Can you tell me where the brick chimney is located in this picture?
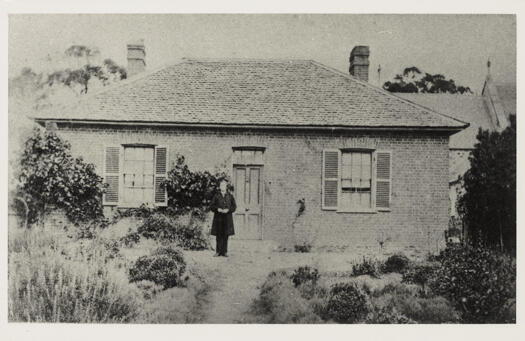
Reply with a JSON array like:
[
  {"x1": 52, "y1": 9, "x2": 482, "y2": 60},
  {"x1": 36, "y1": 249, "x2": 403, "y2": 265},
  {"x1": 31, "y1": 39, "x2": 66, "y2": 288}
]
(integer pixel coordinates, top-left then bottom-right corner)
[
  {"x1": 127, "y1": 39, "x2": 146, "y2": 77},
  {"x1": 349, "y1": 46, "x2": 370, "y2": 82}
]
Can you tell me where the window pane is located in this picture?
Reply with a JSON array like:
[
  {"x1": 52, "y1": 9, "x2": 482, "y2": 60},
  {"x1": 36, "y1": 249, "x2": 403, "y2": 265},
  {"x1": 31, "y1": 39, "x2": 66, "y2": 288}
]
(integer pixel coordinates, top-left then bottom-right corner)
[
  {"x1": 351, "y1": 153, "x2": 362, "y2": 185},
  {"x1": 341, "y1": 179, "x2": 352, "y2": 188},
  {"x1": 144, "y1": 175, "x2": 154, "y2": 187},
  {"x1": 144, "y1": 148, "x2": 154, "y2": 161},
  {"x1": 342, "y1": 152, "x2": 352, "y2": 166},
  {"x1": 360, "y1": 192, "x2": 371, "y2": 208},
  {"x1": 144, "y1": 160, "x2": 154, "y2": 174}
]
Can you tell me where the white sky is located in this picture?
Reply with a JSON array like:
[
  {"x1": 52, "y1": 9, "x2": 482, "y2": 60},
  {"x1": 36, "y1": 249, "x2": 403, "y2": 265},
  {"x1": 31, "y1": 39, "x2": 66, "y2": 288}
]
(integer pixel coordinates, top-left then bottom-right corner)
[{"x1": 8, "y1": 14, "x2": 516, "y2": 93}]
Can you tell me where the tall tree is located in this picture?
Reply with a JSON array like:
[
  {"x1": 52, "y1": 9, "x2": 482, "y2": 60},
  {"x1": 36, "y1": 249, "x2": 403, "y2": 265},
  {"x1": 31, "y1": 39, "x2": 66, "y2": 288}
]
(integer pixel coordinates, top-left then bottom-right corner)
[
  {"x1": 383, "y1": 66, "x2": 472, "y2": 94},
  {"x1": 458, "y1": 115, "x2": 516, "y2": 254}
]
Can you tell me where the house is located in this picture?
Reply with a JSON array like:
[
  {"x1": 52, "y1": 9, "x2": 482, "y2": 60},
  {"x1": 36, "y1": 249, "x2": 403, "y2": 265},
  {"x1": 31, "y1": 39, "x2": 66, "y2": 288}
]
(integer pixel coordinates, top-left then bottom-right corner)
[
  {"x1": 34, "y1": 44, "x2": 468, "y2": 253},
  {"x1": 398, "y1": 66, "x2": 516, "y2": 219}
]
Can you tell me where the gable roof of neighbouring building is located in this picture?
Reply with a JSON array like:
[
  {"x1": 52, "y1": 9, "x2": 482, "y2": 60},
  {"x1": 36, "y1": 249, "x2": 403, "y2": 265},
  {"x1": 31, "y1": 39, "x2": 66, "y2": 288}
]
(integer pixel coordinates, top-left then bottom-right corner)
[
  {"x1": 397, "y1": 93, "x2": 494, "y2": 149},
  {"x1": 34, "y1": 59, "x2": 467, "y2": 132}
]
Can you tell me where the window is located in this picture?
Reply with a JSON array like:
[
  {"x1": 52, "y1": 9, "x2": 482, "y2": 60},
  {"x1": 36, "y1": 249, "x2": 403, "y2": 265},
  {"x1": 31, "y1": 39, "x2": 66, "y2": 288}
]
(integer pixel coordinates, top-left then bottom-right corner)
[
  {"x1": 322, "y1": 149, "x2": 391, "y2": 212},
  {"x1": 122, "y1": 146, "x2": 155, "y2": 205},
  {"x1": 340, "y1": 151, "x2": 372, "y2": 210},
  {"x1": 103, "y1": 145, "x2": 168, "y2": 207}
]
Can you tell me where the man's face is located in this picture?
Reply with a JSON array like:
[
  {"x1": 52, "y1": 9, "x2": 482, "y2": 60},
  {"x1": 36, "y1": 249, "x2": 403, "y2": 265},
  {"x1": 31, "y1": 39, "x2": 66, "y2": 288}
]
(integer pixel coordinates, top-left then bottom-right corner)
[{"x1": 220, "y1": 182, "x2": 227, "y2": 192}]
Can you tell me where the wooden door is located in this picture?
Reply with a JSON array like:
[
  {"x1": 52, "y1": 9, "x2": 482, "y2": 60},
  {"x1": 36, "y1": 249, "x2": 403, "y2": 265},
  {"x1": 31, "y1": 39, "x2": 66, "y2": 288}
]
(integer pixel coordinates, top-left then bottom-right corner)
[{"x1": 232, "y1": 166, "x2": 263, "y2": 239}]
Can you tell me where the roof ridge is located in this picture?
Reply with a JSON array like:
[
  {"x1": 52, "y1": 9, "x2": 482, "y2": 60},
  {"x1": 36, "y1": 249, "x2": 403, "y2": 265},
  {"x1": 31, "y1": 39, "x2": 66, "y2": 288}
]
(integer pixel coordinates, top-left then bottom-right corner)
[
  {"x1": 182, "y1": 57, "x2": 314, "y2": 64},
  {"x1": 309, "y1": 60, "x2": 469, "y2": 128}
]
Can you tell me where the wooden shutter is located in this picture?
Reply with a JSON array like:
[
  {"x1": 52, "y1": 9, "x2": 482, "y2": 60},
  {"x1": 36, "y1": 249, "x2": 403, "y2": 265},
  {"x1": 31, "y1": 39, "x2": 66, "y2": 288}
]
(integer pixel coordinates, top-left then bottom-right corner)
[
  {"x1": 375, "y1": 151, "x2": 392, "y2": 211},
  {"x1": 322, "y1": 149, "x2": 341, "y2": 210},
  {"x1": 154, "y1": 146, "x2": 168, "y2": 206},
  {"x1": 103, "y1": 146, "x2": 121, "y2": 205}
]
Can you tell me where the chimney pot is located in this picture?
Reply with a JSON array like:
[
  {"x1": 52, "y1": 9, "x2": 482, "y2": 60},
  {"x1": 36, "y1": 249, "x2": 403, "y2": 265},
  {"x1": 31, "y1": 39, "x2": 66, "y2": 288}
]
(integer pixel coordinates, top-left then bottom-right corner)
[
  {"x1": 127, "y1": 39, "x2": 146, "y2": 77},
  {"x1": 349, "y1": 45, "x2": 370, "y2": 82}
]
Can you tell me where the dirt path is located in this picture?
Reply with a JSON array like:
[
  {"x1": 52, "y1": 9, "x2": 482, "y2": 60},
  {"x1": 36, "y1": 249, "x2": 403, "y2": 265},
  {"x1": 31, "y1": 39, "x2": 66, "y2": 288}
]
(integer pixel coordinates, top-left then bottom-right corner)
[{"x1": 185, "y1": 240, "x2": 369, "y2": 323}]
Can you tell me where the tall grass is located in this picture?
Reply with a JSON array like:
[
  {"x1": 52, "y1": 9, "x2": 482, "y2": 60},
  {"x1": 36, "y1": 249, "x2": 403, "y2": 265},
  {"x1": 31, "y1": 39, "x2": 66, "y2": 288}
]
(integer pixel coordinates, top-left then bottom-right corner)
[{"x1": 8, "y1": 227, "x2": 143, "y2": 322}]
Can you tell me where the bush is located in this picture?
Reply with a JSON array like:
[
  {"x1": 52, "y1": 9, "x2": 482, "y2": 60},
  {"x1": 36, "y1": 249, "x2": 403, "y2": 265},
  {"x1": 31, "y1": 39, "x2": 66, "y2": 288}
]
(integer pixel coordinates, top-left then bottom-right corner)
[
  {"x1": 324, "y1": 282, "x2": 370, "y2": 323},
  {"x1": 8, "y1": 228, "x2": 142, "y2": 322},
  {"x1": 249, "y1": 271, "x2": 322, "y2": 323},
  {"x1": 137, "y1": 212, "x2": 209, "y2": 250},
  {"x1": 351, "y1": 257, "x2": 382, "y2": 278},
  {"x1": 291, "y1": 266, "x2": 320, "y2": 287},
  {"x1": 290, "y1": 266, "x2": 321, "y2": 300},
  {"x1": 382, "y1": 253, "x2": 410, "y2": 273},
  {"x1": 134, "y1": 280, "x2": 164, "y2": 300},
  {"x1": 402, "y1": 262, "x2": 440, "y2": 289},
  {"x1": 428, "y1": 244, "x2": 516, "y2": 323},
  {"x1": 129, "y1": 246, "x2": 186, "y2": 289},
  {"x1": 119, "y1": 231, "x2": 141, "y2": 247},
  {"x1": 163, "y1": 155, "x2": 230, "y2": 215},
  {"x1": 14, "y1": 128, "x2": 106, "y2": 226},
  {"x1": 370, "y1": 283, "x2": 460, "y2": 323},
  {"x1": 294, "y1": 242, "x2": 312, "y2": 253},
  {"x1": 367, "y1": 306, "x2": 414, "y2": 324}
]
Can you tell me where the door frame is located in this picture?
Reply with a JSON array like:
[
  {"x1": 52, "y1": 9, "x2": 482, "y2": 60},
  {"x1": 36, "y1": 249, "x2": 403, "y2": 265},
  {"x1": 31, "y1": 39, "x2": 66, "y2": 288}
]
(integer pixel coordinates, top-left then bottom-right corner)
[{"x1": 232, "y1": 164, "x2": 264, "y2": 240}]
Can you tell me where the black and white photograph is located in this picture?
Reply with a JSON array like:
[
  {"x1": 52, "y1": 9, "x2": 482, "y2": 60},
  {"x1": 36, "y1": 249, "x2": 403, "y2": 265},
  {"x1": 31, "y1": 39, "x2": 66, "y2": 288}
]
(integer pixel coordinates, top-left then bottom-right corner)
[{"x1": 2, "y1": 2, "x2": 522, "y2": 338}]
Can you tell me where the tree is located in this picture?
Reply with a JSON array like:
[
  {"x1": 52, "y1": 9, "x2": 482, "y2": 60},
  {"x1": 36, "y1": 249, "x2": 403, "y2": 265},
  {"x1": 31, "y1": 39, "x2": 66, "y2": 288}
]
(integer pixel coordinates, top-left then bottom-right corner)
[
  {"x1": 9, "y1": 45, "x2": 127, "y2": 109},
  {"x1": 457, "y1": 115, "x2": 516, "y2": 254},
  {"x1": 15, "y1": 128, "x2": 106, "y2": 227},
  {"x1": 383, "y1": 66, "x2": 472, "y2": 94}
]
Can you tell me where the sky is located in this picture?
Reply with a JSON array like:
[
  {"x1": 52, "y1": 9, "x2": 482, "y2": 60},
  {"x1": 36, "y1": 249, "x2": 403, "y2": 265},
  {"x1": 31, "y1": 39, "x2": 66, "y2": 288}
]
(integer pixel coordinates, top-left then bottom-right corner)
[{"x1": 8, "y1": 14, "x2": 516, "y2": 93}]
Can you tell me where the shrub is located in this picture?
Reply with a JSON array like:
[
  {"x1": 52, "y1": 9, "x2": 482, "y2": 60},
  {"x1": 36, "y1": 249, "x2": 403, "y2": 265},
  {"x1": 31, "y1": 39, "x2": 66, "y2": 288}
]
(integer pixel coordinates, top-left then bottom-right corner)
[
  {"x1": 137, "y1": 212, "x2": 209, "y2": 250},
  {"x1": 119, "y1": 231, "x2": 141, "y2": 247},
  {"x1": 249, "y1": 271, "x2": 322, "y2": 323},
  {"x1": 324, "y1": 282, "x2": 370, "y2": 323},
  {"x1": 370, "y1": 283, "x2": 460, "y2": 323},
  {"x1": 290, "y1": 266, "x2": 321, "y2": 300},
  {"x1": 382, "y1": 253, "x2": 410, "y2": 273},
  {"x1": 428, "y1": 244, "x2": 516, "y2": 323},
  {"x1": 14, "y1": 128, "x2": 106, "y2": 226},
  {"x1": 402, "y1": 262, "x2": 440, "y2": 289},
  {"x1": 294, "y1": 242, "x2": 312, "y2": 253},
  {"x1": 129, "y1": 246, "x2": 186, "y2": 289},
  {"x1": 367, "y1": 306, "x2": 414, "y2": 324},
  {"x1": 163, "y1": 155, "x2": 230, "y2": 215},
  {"x1": 351, "y1": 257, "x2": 382, "y2": 278},
  {"x1": 291, "y1": 266, "x2": 320, "y2": 287},
  {"x1": 8, "y1": 228, "x2": 142, "y2": 322}
]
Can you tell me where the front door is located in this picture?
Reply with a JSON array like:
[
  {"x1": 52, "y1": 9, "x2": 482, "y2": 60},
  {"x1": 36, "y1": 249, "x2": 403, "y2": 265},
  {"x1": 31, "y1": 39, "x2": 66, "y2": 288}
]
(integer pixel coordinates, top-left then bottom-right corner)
[{"x1": 232, "y1": 166, "x2": 263, "y2": 239}]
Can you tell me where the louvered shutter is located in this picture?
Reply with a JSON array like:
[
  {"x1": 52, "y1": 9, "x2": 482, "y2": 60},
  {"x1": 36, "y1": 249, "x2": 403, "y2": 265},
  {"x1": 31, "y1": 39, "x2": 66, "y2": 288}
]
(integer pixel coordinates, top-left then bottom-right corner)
[
  {"x1": 154, "y1": 146, "x2": 168, "y2": 206},
  {"x1": 103, "y1": 146, "x2": 121, "y2": 205},
  {"x1": 375, "y1": 151, "x2": 392, "y2": 211},
  {"x1": 322, "y1": 149, "x2": 341, "y2": 210}
]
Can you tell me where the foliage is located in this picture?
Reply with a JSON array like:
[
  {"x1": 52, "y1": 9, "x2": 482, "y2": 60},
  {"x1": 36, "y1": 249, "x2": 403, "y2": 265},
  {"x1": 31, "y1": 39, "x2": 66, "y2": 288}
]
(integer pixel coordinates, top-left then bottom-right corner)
[
  {"x1": 134, "y1": 280, "x2": 164, "y2": 300},
  {"x1": 14, "y1": 128, "x2": 106, "y2": 227},
  {"x1": 8, "y1": 228, "x2": 142, "y2": 322},
  {"x1": 351, "y1": 257, "x2": 382, "y2": 278},
  {"x1": 382, "y1": 253, "x2": 410, "y2": 273},
  {"x1": 118, "y1": 231, "x2": 141, "y2": 247},
  {"x1": 136, "y1": 212, "x2": 209, "y2": 250},
  {"x1": 402, "y1": 262, "x2": 440, "y2": 289},
  {"x1": 9, "y1": 45, "x2": 127, "y2": 110},
  {"x1": 367, "y1": 306, "x2": 414, "y2": 324},
  {"x1": 428, "y1": 244, "x2": 516, "y2": 323},
  {"x1": 324, "y1": 282, "x2": 370, "y2": 323},
  {"x1": 129, "y1": 246, "x2": 187, "y2": 290},
  {"x1": 458, "y1": 115, "x2": 516, "y2": 254},
  {"x1": 383, "y1": 66, "x2": 472, "y2": 94},
  {"x1": 290, "y1": 266, "x2": 322, "y2": 299},
  {"x1": 163, "y1": 155, "x2": 230, "y2": 215},
  {"x1": 370, "y1": 283, "x2": 460, "y2": 323},
  {"x1": 249, "y1": 271, "x2": 322, "y2": 323},
  {"x1": 294, "y1": 242, "x2": 312, "y2": 253}
]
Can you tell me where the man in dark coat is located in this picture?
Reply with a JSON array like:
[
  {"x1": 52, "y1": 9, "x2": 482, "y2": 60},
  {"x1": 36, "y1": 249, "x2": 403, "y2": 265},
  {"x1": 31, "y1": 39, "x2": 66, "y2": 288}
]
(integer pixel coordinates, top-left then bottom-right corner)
[{"x1": 210, "y1": 180, "x2": 236, "y2": 257}]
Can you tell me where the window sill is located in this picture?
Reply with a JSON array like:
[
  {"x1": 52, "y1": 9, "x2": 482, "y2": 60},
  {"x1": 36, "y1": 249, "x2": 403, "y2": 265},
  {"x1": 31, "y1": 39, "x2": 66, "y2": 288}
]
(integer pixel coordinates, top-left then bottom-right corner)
[{"x1": 336, "y1": 208, "x2": 377, "y2": 214}]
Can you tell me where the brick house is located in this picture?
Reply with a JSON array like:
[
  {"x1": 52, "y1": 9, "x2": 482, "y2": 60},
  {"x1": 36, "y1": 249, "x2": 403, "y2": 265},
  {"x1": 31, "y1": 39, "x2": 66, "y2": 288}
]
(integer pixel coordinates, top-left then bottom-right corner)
[{"x1": 34, "y1": 44, "x2": 468, "y2": 253}]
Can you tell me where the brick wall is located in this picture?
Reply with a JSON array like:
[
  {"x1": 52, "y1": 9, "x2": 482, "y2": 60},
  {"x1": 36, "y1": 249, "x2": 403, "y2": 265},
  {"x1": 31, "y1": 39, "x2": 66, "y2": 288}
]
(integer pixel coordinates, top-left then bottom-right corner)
[{"x1": 56, "y1": 125, "x2": 450, "y2": 254}]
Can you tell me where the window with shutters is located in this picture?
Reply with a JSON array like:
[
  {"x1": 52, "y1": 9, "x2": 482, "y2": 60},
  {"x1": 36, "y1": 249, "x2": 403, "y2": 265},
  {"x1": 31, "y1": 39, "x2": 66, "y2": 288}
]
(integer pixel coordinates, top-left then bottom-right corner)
[
  {"x1": 322, "y1": 149, "x2": 391, "y2": 212},
  {"x1": 340, "y1": 151, "x2": 372, "y2": 211},
  {"x1": 122, "y1": 146, "x2": 155, "y2": 206}
]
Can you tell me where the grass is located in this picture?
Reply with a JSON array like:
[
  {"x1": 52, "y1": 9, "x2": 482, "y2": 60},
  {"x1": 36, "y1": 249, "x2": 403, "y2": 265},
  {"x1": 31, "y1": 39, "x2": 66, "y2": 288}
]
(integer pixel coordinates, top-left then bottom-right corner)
[{"x1": 8, "y1": 219, "x2": 214, "y2": 323}]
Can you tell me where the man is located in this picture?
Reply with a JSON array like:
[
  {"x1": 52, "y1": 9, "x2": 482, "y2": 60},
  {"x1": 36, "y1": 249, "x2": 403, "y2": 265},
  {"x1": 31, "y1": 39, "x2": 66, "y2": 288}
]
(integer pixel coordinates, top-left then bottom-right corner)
[{"x1": 210, "y1": 180, "x2": 236, "y2": 257}]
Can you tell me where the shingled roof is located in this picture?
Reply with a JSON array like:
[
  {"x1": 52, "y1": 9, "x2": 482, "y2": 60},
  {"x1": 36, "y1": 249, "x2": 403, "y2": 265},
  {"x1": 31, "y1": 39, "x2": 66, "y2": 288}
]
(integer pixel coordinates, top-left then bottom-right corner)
[{"x1": 34, "y1": 59, "x2": 467, "y2": 131}]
